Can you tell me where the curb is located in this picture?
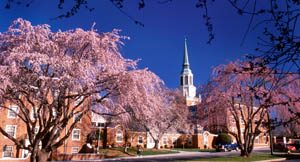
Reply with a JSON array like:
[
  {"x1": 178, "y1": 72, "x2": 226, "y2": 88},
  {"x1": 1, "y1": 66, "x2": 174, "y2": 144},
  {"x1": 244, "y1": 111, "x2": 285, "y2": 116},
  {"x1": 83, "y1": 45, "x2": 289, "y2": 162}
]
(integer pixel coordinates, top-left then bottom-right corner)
[{"x1": 254, "y1": 158, "x2": 287, "y2": 162}]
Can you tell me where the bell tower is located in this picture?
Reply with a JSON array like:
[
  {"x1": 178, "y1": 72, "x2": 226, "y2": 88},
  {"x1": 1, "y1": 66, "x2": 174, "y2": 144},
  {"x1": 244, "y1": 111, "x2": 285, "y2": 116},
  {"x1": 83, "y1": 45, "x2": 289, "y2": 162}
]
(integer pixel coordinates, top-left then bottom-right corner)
[{"x1": 180, "y1": 38, "x2": 197, "y2": 106}]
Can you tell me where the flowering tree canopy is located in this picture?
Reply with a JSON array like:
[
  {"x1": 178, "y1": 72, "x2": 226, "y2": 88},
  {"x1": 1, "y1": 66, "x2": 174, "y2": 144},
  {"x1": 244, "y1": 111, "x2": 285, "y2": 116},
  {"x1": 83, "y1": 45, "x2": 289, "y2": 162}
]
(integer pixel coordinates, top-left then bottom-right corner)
[
  {"x1": 0, "y1": 18, "x2": 136, "y2": 162},
  {"x1": 115, "y1": 69, "x2": 189, "y2": 149},
  {"x1": 200, "y1": 59, "x2": 300, "y2": 157}
]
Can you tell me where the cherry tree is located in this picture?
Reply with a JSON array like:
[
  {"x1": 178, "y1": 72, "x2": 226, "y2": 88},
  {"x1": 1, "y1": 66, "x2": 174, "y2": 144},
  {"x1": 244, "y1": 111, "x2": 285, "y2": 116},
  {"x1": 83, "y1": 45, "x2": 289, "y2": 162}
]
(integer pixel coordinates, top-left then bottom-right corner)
[
  {"x1": 200, "y1": 60, "x2": 296, "y2": 157},
  {"x1": 272, "y1": 77, "x2": 300, "y2": 137},
  {"x1": 116, "y1": 69, "x2": 189, "y2": 149},
  {"x1": 0, "y1": 19, "x2": 136, "y2": 162}
]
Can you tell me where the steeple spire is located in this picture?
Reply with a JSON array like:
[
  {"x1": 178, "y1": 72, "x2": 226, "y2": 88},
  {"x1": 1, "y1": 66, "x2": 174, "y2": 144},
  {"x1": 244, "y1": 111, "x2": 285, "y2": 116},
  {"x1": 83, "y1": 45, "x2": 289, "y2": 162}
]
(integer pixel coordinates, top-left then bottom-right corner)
[
  {"x1": 179, "y1": 38, "x2": 200, "y2": 106},
  {"x1": 183, "y1": 38, "x2": 190, "y2": 69}
]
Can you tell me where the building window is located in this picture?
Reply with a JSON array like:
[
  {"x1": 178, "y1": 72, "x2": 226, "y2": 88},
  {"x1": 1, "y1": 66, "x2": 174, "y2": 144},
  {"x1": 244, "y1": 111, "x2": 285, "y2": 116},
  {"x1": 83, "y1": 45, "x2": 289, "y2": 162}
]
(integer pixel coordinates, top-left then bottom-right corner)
[
  {"x1": 8, "y1": 105, "x2": 19, "y2": 118},
  {"x1": 163, "y1": 137, "x2": 167, "y2": 145},
  {"x1": 3, "y1": 145, "x2": 13, "y2": 158},
  {"x1": 92, "y1": 122, "x2": 105, "y2": 128},
  {"x1": 185, "y1": 76, "x2": 189, "y2": 85},
  {"x1": 5, "y1": 125, "x2": 16, "y2": 138},
  {"x1": 34, "y1": 127, "x2": 39, "y2": 134},
  {"x1": 72, "y1": 147, "x2": 79, "y2": 154},
  {"x1": 188, "y1": 138, "x2": 192, "y2": 145},
  {"x1": 74, "y1": 96, "x2": 84, "y2": 106},
  {"x1": 72, "y1": 129, "x2": 80, "y2": 141},
  {"x1": 31, "y1": 108, "x2": 38, "y2": 120},
  {"x1": 73, "y1": 112, "x2": 82, "y2": 123},
  {"x1": 240, "y1": 117, "x2": 245, "y2": 124},
  {"x1": 138, "y1": 136, "x2": 143, "y2": 144},
  {"x1": 116, "y1": 130, "x2": 123, "y2": 143},
  {"x1": 180, "y1": 76, "x2": 183, "y2": 86}
]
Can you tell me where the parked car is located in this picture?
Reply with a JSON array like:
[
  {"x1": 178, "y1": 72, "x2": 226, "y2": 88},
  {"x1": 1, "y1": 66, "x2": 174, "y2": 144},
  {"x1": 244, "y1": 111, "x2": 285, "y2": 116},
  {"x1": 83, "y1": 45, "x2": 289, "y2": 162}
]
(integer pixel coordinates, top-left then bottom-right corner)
[
  {"x1": 273, "y1": 142, "x2": 300, "y2": 153},
  {"x1": 286, "y1": 141, "x2": 300, "y2": 153},
  {"x1": 286, "y1": 144, "x2": 296, "y2": 153},
  {"x1": 216, "y1": 143, "x2": 239, "y2": 152},
  {"x1": 293, "y1": 141, "x2": 300, "y2": 150},
  {"x1": 273, "y1": 142, "x2": 287, "y2": 152}
]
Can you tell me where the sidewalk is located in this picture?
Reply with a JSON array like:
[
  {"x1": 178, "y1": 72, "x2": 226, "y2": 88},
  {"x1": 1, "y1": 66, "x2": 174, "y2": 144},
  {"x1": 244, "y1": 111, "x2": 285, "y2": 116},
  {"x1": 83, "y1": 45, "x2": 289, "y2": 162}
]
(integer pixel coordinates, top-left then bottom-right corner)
[{"x1": 92, "y1": 151, "x2": 192, "y2": 161}]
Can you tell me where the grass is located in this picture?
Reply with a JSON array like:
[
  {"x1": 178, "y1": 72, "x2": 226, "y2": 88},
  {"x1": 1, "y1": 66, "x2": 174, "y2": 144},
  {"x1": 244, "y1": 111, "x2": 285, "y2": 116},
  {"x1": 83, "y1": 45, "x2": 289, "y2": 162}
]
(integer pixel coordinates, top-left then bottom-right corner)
[
  {"x1": 172, "y1": 148, "x2": 216, "y2": 152},
  {"x1": 179, "y1": 153, "x2": 283, "y2": 162},
  {"x1": 142, "y1": 149, "x2": 178, "y2": 155},
  {"x1": 109, "y1": 147, "x2": 178, "y2": 157}
]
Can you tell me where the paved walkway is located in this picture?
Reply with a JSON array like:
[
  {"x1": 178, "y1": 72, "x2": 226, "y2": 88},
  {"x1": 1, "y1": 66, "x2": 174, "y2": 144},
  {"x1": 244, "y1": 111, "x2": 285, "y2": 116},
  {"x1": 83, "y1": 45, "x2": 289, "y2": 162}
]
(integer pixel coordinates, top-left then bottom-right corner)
[
  {"x1": 61, "y1": 151, "x2": 240, "y2": 162},
  {"x1": 57, "y1": 147, "x2": 300, "y2": 162}
]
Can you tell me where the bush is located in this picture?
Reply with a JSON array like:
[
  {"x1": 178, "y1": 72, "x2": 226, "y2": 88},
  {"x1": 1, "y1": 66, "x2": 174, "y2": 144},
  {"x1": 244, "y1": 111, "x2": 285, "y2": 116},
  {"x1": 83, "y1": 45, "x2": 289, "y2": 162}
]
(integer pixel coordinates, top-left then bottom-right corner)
[{"x1": 216, "y1": 133, "x2": 232, "y2": 145}]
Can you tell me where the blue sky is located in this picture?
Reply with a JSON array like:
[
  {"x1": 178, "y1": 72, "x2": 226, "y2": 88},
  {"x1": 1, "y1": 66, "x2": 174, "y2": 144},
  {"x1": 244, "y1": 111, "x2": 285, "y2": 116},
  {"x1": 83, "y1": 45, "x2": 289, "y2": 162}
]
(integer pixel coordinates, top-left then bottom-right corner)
[{"x1": 0, "y1": 1, "x2": 262, "y2": 89}]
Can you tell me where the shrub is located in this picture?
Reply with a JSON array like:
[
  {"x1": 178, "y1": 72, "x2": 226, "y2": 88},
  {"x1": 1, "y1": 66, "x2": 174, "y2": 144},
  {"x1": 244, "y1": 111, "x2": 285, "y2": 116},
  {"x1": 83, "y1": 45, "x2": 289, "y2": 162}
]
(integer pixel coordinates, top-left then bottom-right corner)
[{"x1": 216, "y1": 133, "x2": 232, "y2": 145}]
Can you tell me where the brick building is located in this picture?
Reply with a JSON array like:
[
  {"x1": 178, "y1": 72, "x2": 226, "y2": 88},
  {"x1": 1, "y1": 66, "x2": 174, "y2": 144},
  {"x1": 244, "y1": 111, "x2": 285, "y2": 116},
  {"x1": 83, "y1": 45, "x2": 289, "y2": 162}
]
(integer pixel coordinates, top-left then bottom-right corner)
[{"x1": 199, "y1": 103, "x2": 269, "y2": 146}]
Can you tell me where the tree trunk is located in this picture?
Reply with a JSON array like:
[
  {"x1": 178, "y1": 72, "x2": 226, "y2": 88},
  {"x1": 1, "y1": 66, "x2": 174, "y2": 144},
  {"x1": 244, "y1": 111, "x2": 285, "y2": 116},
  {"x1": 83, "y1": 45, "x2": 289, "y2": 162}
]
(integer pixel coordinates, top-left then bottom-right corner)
[
  {"x1": 30, "y1": 149, "x2": 50, "y2": 162},
  {"x1": 30, "y1": 150, "x2": 37, "y2": 162},
  {"x1": 16, "y1": 146, "x2": 20, "y2": 158},
  {"x1": 103, "y1": 125, "x2": 108, "y2": 149},
  {"x1": 154, "y1": 140, "x2": 159, "y2": 149},
  {"x1": 267, "y1": 113, "x2": 274, "y2": 155},
  {"x1": 240, "y1": 149, "x2": 250, "y2": 157}
]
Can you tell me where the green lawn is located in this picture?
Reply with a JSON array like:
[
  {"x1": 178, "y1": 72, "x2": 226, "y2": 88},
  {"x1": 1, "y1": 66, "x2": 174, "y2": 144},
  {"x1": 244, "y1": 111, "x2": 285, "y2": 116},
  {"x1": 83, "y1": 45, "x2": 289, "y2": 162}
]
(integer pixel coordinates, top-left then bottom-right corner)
[
  {"x1": 172, "y1": 148, "x2": 216, "y2": 152},
  {"x1": 112, "y1": 147, "x2": 178, "y2": 156},
  {"x1": 179, "y1": 153, "x2": 283, "y2": 162},
  {"x1": 142, "y1": 149, "x2": 178, "y2": 155}
]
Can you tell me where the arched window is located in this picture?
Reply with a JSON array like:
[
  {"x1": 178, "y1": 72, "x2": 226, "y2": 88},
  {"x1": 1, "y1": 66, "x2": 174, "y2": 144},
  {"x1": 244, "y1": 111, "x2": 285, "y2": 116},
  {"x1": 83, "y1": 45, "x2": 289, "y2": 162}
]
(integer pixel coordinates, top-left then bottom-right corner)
[
  {"x1": 180, "y1": 76, "x2": 183, "y2": 86},
  {"x1": 185, "y1": 76, "x2": 189, "y2": 85},
  {"x1": 116, "y1": 130, "x2": 123, "y2": 143}
]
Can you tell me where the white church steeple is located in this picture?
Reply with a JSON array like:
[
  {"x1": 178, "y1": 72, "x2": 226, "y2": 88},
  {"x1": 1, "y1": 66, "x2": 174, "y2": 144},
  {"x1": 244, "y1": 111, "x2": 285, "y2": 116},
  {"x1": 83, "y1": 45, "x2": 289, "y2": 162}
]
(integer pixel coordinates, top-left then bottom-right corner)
[{"x1": 180, "y1": 38, "x2": 196, "y2": 102}]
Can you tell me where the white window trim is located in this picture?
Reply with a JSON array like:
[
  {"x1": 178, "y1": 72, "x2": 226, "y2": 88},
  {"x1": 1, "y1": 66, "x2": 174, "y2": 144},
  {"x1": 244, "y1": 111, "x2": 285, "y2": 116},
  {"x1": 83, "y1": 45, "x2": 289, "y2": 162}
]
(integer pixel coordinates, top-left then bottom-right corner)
[
  {"x1": 138, "y1": 136, "x2": 143, "y2": 144},
  {"x1": 5, "y1": 125, "x2": 17, "y2": 138},
  {"x1": 72, "y1": 129, "x2": 81, "y2": 141},
  {"x1": 2, "y1": 145, "x2": 13, "y2": 158},
  {"x1": 116, "y1": 130, "x2": 123, "y2": 143},
  {"x1": 7, "y1": 105, "x2": 19, "y2": 119},
  {"x1": 34, "y1": 127, "x2": 39, "y2": 134},
  {"x1": 21, "y1": 149, "x2": 29, "y2": 158}
]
